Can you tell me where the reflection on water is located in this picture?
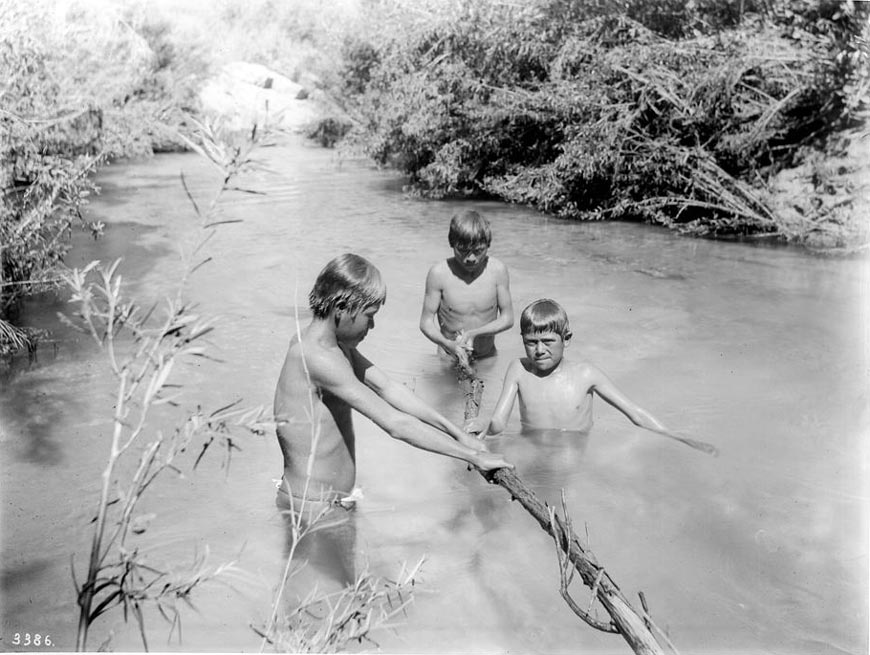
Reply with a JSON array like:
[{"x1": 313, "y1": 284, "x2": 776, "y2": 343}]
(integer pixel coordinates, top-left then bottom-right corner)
[
  {"x1": 496, "y1": 428, "x2": 590, "y2": 502},
  {"x1": 1, "y1": 136, "x2": 867, "y2": 653},
  {"x1": 282, "y1": 510, "x2": 358, "y2": 609},
  {"x1": 275, "y1": 491, "x2": 359, "y2": 600}
]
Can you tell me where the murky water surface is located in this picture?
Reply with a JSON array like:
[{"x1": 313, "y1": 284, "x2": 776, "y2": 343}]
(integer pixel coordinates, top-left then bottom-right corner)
[{"x1": 1, "y1": 137, "x2": 868, "y2": 654}]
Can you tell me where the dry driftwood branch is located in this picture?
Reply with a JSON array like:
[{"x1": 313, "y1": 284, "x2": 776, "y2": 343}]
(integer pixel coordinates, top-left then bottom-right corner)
[
  {"x1": 547, "y1": 503, "x2": 617, "y2": 633},
  {"x1": 458, "y1": 367, "x2": 667, "y2": 655}
]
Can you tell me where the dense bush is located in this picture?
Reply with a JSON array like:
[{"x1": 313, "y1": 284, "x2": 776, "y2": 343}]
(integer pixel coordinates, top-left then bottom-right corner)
[
  {"x1": 1, "y1": 0, "x2": 211, "y2": 350},
  {"x1": 337, "y1": 0, "x2": 869, "y2": 239}
]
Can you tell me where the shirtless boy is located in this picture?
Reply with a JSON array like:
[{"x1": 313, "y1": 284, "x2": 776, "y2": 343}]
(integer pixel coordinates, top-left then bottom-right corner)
[
  {"x1": 466, "y1": 299, "x2": 669, "y2": 438},
  {"x1": 274, "y1": 253, "x2": 512, "y2": 509},
  {"x1": 420, "y1": 210, "x2": 513, "y2": 370}
]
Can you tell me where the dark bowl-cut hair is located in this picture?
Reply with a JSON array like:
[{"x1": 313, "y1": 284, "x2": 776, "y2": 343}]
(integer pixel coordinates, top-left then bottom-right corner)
[
  {"x1": 309, "y1": 253, "x2": 387, "y2": 319},
  {"x1": 520, "y1": 299, "x2": 572, "y2": 338},
  {"x1": 448, "y1": 210, "x2": 492, "y2": 248}
]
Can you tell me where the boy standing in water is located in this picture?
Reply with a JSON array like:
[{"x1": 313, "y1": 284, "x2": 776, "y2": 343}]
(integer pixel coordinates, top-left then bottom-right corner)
[
  {"x1": 420, "y1": 210, "x2": 514, "y2": 370},
  {"x1": 466, "y1": 299, "x2": 672, "y2": 438},
  {"x1": 274, "y1": 253, "x2": 512, "y2": 510}
]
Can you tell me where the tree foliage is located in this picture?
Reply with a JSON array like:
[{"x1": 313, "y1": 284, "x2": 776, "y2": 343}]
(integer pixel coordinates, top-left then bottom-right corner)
[
  {"x1": 1, "y1": 0, "x2": 211, "y2": 350},
  {"x1": 338, "y1": 0, "x2": 869, "y2": 238}
]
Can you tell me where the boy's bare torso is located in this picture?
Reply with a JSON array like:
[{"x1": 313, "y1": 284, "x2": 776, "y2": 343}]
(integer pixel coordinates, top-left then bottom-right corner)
[
  {"x1": 434, "y1": 257, "x2": 502, "y2": 356},
  {"x1": 516, "y1": 359, "x2": 595, "y2": 432},
  {"x1": 273, "y1": 334, "x2": 361, "y2": 500}
]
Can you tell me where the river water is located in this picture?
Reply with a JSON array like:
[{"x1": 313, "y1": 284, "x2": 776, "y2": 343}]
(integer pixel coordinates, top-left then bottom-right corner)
[{"x1": 1, "y1": 136, "x2": 867, "y2": 654}]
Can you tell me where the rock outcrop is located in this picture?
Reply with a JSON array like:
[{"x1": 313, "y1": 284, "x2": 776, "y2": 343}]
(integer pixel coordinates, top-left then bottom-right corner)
[{"x1": 199, "y1": 61, "x2": 324, "y2": 132}]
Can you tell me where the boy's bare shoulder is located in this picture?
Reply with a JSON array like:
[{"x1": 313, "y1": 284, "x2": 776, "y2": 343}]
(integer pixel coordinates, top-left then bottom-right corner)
[
  {"x1": 487, "y1": 256, "x2": 509, "y2": 275},
  {"x1": 567, "y1": 359, "x2": 602, "y2": 380},
  {"x1": 292, "y1": 336, "x2": 352, "y2": 384},
  {"x1": 425, "y1": 258, "x2": 451, "y2": 281},
  {"x1": 516, "y1": 357, "x2": 536, "y2": 376}
]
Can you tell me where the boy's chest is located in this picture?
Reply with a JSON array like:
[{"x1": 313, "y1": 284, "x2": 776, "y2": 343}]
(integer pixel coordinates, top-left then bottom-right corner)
[
  {"x1": 518, "y1": 375, "x2": 592, "y2": 412},
  {"x1": 441, "y1": 274, "x2": 497, "y2": 310}
]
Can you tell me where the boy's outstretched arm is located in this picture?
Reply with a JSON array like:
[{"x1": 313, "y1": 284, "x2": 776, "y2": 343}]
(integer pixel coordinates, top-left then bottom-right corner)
[
  {"x1": 465, "y1": 360, "x2": 521, "y2": 437},
  {"x1": 589, "y1": 365, "x2": 668, "y2": 432},
  {"x1": 315, "y1": 346, "x2": 512, "y2": 470},
  {"x1": 360, "y1": 354, "x2": 485, "y2": 451},
  {"x1": 590, "y1": 365, "x2": 719, "y2": 455}
]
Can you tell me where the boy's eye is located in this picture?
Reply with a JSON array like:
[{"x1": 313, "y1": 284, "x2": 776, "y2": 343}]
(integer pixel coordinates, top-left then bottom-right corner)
[{"x1": 524, "y1": 336, "x2": 557, "y2": 346}]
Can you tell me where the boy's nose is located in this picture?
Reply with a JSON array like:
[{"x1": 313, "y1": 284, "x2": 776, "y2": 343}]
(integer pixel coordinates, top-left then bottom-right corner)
[{"x1": 535, "y1": 342, "x2": 545, "y2": 354}]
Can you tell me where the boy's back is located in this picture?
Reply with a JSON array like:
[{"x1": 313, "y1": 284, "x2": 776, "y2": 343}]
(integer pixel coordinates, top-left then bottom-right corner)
[{"x1": 274, "y1": 330, "x2": 360, "y2": 500}]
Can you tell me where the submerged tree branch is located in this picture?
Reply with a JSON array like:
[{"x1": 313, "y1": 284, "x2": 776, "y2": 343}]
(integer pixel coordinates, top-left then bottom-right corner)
[{"x1": 458, "y1": 367, "x2": 668, "y2": 655}]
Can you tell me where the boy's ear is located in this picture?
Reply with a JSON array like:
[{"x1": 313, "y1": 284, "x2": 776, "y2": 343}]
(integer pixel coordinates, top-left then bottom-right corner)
[
  {"x1": 563, "y1": 331, "x2": 573, "y2": 344},
  {"x1": 333, "y1": 303, "x2": 345, "y2": 326}
]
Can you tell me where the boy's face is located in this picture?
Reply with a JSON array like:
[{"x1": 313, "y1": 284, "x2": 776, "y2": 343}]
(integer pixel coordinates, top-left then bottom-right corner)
[
  {"x1": 452, "y1": 242, "x2": 489, "y2": 274},
  {"x1": 522, "y1": 330, "x2": 567, "y2": 374},
  {"x1": 336, "y1": 304, "x2": 379, "y2": 346}
]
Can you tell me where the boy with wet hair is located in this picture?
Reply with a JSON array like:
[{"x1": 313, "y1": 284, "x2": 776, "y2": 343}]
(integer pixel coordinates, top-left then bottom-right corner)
[
  {"x1": 274, "y1": 253, "x2": 512, "y2": 510},
  {"x1": 465, "y1": 298, "x2": 671, "y2": 437},
  {"x1": 307, "y1": 251, "x2": 387, "y2": 319},
  {"x1": 420, "y1": 210, "x2": 514, "y2": 370}
]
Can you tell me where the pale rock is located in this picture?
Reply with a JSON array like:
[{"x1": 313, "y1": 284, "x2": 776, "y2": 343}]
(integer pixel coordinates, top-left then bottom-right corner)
[{"x1": 198, "y1": 61, "x2": 321, "y2": 132}]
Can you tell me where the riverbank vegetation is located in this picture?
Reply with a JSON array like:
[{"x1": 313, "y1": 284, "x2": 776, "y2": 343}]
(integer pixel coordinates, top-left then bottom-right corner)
[
  {"x1": 66, "y1": 118, "x2": 268, "y2": 650},
  {"x1": 3, "y1": 0, "x2": 867, "y2": 355},
  {"x1": 331, "y1": 0, "x2": 869, "y2": 247},
  {"x1": 1, "y1": 0, "x2": 208, "y2": 352}
]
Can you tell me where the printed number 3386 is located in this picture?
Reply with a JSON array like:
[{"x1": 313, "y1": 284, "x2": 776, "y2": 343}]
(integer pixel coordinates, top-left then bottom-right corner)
[{"x1": 12, "y1": 633, "x2": 52, "y2": 647}]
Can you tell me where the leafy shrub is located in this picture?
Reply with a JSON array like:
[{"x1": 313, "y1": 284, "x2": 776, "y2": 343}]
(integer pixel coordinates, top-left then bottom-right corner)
[
  {"x1": 1, "y1": 19, "x2": 104, "y2": 322},
  {"x1": 336, "y1": 0, "x2": 869, "y2": 240},
  {"x1": 1, "y1": 0, "x2": 211, "y2": 352}
]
